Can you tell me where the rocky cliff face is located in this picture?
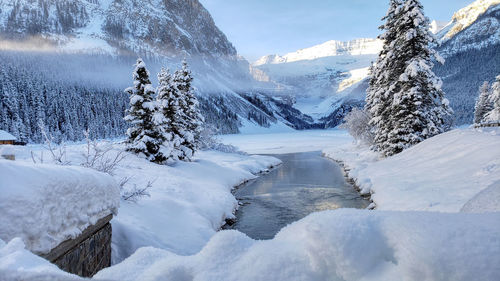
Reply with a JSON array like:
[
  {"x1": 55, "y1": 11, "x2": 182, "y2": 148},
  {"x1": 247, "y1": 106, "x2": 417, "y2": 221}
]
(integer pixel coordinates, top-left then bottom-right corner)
[{"x1": 0, "y1": 0, "x2": 235, "y2": 58}]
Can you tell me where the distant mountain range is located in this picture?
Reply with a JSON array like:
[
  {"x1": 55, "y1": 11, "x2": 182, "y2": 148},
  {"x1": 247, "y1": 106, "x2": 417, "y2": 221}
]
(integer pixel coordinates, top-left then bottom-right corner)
[{"x1": 253, "y1": 0, "x2": 500, "y2": 125}]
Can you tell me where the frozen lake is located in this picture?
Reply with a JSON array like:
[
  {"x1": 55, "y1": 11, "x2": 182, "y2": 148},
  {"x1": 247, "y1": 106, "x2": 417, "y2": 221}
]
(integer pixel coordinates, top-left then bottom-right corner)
[{"x1": 226, "y1": 151, "x2": 369, "y2": 239}]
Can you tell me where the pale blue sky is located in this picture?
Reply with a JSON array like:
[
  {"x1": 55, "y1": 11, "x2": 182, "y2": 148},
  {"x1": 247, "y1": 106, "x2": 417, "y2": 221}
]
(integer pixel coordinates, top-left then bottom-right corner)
[{"x1": 199, "y1": 0, "x2": 472, "y2": 62}]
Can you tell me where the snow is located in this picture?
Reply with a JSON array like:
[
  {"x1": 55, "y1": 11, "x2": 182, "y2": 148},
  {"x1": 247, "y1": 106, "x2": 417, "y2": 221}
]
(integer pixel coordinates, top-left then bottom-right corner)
[
  {"x1": 0, "y1": 130, "x2": 16, "y2": 141},
  {"x1": 461, "y1": 180, "x2": 500, "y2": 213},
  {"x1": 1, "y1": 128, "x2": 500, "y2": 280},
  {"x1": 0, "y1": 238, "x2": 76, "y2": 280},
  {"x1": 430, "y1": 20, "x2": 448, "y2": 34},
  {"x1": 337, "y1": 67, "x2": 370, "y2": 93},
  {"x1": 222, "y1": 129, "x2": 352, "y2": 155},
  {"x1": 0, "y1": 160, "x2": 119, "y2": 254},
  {"x1": 95, "y1": 209, "x2": 500, "y2": 281},
  {"x1": 438, "y1": 0, "x2": 500, "y2": 41},
  {"x1": 253, "y1": 39, "x2": 383, "y2": 65},
  {"x1": 238, "y1": 118, "x2": 294, "y2": 135},
  {"x1": 4, "y1": 142, "x2": 281, "y2": 264},
  {"x1": 109, "y1": 149, "x2": 280, "y2": 263},
  {"x1": 323, "y1": 127, "x2": 500, "y2": 212}
]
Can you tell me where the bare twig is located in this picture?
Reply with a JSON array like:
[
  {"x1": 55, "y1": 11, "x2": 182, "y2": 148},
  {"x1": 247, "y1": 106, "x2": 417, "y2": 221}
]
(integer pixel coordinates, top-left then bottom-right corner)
[
  {"x1": 80, "y1": 129, "x2": 126, "y2": 175},
  {"x1": 121, "y1": 179, "x2": 154, "y2": 203},
  {"x1": 39, "y1": 121, "x2": 70, "y2": 165}
]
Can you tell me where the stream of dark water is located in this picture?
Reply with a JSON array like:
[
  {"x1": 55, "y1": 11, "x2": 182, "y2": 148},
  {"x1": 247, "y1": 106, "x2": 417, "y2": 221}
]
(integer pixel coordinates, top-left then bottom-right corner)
[{"x1": 225, "y1": 151, "x2": 369, "y2": 240}]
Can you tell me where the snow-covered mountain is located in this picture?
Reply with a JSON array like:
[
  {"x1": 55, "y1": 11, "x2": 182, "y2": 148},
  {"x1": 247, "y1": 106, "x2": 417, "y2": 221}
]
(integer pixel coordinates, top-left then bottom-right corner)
[
  {"x1": 437, "y1": 0, "x2": 500, "y2": 42},
  {"x1": 254, "y1": 39, "x2": 383, "y2": 66},
  {"x1": 433, "y1": 0, "x2": 500, "y2": 124},
  {"x1": 0, "y1": 0, "x2": 310, "y2": 137},
  {"x1": 436, "y1": 0, "x2": 500, "y2": 57},
  {"x1": 255, "y1": 0, "x2": 500, "y2": 126},
  {"x1": 0, "y1": 0, "x2": 234, "y2": 58},
  {"x1": 0, "y1": 0, "x2": 254, "y2": 91},
  {"x1": 252, "y1": 39, "x2": 382, "y2": 120}
]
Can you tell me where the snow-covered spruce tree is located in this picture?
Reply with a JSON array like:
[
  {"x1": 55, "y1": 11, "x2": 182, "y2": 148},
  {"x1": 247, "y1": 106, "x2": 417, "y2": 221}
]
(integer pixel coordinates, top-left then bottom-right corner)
[
  {"x1": 485, "y1": 75, "x2": 500, "y2": 122},
  {"x1": 365, "y1": 0, "x2": 404, "y2": 154},
  {"x1": 372, "y1": 0, "x2": 453, "y2": 157},
  {"x1": 155, "y1": 68, "x2": 185, "y2": 160},
  {"x1": 474, "y1": 81, "x2": 493, "y2": 124},
  {"x1": 124, "y1": 59, "x2": 166, "y2": 163},
  {"x1": 173, "y1": 60, "x2": 205, "y2": 161}
]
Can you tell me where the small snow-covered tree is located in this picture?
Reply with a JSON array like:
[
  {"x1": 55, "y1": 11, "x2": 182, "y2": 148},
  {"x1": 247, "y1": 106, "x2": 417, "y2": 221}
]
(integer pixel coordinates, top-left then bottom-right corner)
[
  {"x1": 124, "y1": 58, "x2": 166, "y2": 163},
  {"x1": 342, "y1": 108, "x2": 374, "y2": 145},
  {"x1": 369, "y1": 0, "x2": 453, "y2": 157},
  {"x1": 173, "y1": 60, "x2": 205, "y2": 161},
  {"x1": 485, "y1": 75, "x2": 500, "y2": 122},
  {"x1": 474, "y1": 81, "x2": 493, "y2": 124}
]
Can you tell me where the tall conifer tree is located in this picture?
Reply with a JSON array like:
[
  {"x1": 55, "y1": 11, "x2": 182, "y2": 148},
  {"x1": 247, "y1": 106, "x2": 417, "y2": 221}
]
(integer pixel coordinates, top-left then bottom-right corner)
[
  {"x1": 366, "y1": 0, "x2": 404, "y2": 153},
  {"x1": 124, "y1": 58, "x2": 166, "y2": 163},
  {"x1": 173, "y1": 60, "x2": 204, "y2": 160},
  {"x1": 368, "y1": 0, "x2": 453, "y2": 157}
]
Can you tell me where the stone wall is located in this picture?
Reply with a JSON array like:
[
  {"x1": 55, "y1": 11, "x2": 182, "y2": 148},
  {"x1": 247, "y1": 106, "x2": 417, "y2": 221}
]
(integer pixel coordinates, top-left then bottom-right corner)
[{"x1": 40, "y1": 215, "x2": 113, "y2": 277}]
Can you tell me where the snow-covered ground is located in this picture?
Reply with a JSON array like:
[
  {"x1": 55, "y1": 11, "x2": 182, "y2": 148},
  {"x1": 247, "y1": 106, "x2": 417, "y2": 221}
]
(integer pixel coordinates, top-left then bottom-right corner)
[
  {"x1": 222, "y1": 129, "x2": 352, "y2": 154},
  {"x1": 94, "y1": 209, "x2": 500, "y2": 281},
  {"x1": 323, "y1": 127, "x2": 500, "y2": 212},
  {"x1": 1, "y1": 127, "x2": 499, "y2": 280},
  {"x1": 1, "y1": 142, "x2": 280, "y2": 264}
]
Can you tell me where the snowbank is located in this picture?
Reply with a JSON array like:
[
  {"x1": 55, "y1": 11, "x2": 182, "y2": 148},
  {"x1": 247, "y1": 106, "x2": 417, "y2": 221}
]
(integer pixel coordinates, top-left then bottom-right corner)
[
  {"x1": 0, "y1": 160, "x2": 119, "y2": 254},
  {"x1": 95, "y1": 209, "x2": 500, "y2": 281},
  {"x1": 0, "y1": 238, "x2": 81, "y2": 281},
  {"x1": 110, "y1": 150, "x2": 281, "y2": 263},
  {"x1": 323, "y1": 127, "x2": 500, "y2": 212},
  {"x1": 5, "y1": 142, "x2": 281, "y2": 264}
]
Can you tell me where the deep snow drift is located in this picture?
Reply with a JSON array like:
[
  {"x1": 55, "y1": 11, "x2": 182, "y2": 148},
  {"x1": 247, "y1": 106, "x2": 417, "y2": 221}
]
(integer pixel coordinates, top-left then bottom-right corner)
[
  {"x1": 0, "y1": 159, "x2": 119, "y2": 254},
  {"x1": 95, "y1": 209, "x2": 500, "y2": 281}
]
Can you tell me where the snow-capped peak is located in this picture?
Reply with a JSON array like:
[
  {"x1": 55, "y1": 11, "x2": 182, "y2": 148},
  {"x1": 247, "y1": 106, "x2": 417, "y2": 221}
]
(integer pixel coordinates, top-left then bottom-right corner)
[
  {"x1": 438, "y1": 0, "x2": 500, "y2": 41},
  {"x1": 253, "y1": 38, "x2": 383, "y2": 66}
]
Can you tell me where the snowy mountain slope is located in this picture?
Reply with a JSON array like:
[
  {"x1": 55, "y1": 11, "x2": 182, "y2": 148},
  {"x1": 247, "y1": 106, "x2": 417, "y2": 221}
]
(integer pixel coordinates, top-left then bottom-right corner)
[
  {"x1": 253, "y1": 39, "x2": 382, "y2": 120},
  {"x1": 0, "y1": 0, "x2": 235, "y2": 58},
  {"x1": 430, "y1": 20, "x2": 448, "y2": 34},
  {"x1": 0, "y1": 0, "x2": 306, "y2": 137},
  {"x1": 254, "y1": 39, "x2": 383, "y2": 66},
  {"x1": 437, "y1": 0, "x2": 500, "y2": 57},
  {"x1": 437, "y1": 0, "x2": 500, "y2": 43},
  {"x1": 433, "y1": 1, "x2": 500, "y2": 124},
  {"x1": 252, "y1": 0, "x2": 500, "y2": 126}
]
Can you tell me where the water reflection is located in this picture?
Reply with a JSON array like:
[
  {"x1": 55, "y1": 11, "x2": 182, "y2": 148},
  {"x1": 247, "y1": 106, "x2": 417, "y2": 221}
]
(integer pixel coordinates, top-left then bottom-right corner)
[{"x1": 226, "y1": 151, "x2": 369, "y2": 240}]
